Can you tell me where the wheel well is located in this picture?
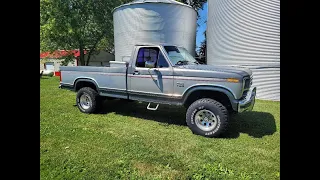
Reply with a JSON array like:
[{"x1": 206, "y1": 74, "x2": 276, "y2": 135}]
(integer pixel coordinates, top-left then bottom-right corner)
[
  {"x1": 184, "y1": 90, "x2": 232, "y2": 110},
  {"x1": 75, "y1": 80, "x2": 98, "y2": 92}
]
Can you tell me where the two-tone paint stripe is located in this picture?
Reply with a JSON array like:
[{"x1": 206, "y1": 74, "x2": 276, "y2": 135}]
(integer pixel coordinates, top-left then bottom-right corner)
[
  {"x1": 62, "y1": 70, "x2": 238, "y2": 83},
  {"x1": 129, "y1": 74, "x2": 233, "y2": 82},
  {"x1": 63, "y1": 71, "x2": 126, "y2": 76}
]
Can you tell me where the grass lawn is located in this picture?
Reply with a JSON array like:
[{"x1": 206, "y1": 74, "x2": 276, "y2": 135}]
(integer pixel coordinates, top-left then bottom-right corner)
[{"x1": 40, "y1": 77, "x2": 280, "y2": 179}]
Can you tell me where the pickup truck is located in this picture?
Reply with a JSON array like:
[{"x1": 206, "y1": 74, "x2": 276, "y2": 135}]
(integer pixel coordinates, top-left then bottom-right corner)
[{"x1": 59, "y1": 44, "x2": 256, "y2": 138}]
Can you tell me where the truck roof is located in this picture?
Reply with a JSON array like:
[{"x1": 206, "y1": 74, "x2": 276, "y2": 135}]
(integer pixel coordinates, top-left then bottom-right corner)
[{"x1": 134, "y1": 43, "x2": 180, "y2": 47}]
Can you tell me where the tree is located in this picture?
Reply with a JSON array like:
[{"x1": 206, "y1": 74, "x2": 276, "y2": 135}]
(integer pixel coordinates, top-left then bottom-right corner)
[
  {"x1": 199, "y1": 30, "x2": 206, "y2": 57},
  {"x1": 40, "y1": 0, "x2": 131, "y2": 66},
  {"x1": 195, "y1": 30, "x2": 206, "y2": 64},
  {"x1": 40, "y1": 0, "x2": 206, "y2": 66}
]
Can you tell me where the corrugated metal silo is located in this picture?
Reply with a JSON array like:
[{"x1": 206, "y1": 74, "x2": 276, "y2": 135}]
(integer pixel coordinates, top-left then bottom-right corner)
[
  {"x1": 113, "y1": 0, "x2": 197, "y2": 62},
  {"x1": 206, "y1": 0, "x2": 280, "y2": 101}
]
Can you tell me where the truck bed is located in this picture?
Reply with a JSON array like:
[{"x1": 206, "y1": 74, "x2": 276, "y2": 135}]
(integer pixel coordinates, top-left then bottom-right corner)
[{"x1": 60, "y1": 61, "x2": 128, "y2": 94}]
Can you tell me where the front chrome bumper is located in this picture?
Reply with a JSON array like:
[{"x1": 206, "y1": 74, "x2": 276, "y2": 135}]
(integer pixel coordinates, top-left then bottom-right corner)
[{"x1": 238, "y1": 87, "x2": 256, "y2": 113}]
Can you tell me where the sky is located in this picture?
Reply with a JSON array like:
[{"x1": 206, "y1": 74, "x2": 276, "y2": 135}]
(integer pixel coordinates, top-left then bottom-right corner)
[{"x1": 196, "y1": 2, "x2": 208, "y2": 51}]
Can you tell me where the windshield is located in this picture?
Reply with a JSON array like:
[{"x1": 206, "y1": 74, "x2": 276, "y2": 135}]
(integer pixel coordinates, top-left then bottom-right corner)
[{"x1": 163, "y1": 46, "x2": 198, "y2": 66}]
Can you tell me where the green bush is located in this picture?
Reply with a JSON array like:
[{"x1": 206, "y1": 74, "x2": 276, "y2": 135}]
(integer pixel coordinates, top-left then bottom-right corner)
[{"x1": 47, "y1": 72, "x2": 54, "y2": 77}]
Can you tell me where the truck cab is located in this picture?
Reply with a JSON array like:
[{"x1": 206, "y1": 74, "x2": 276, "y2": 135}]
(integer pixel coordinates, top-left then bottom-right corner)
[{"x1": 126, "y1": 44, "x2": 255, "y2": 112}]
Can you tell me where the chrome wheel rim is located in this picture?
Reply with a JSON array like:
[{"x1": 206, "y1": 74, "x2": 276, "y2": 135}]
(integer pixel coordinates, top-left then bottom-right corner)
[
  {"x1": 79, "y1": 94, "x2": 92, "y2": 110},
  {"x1": 195, "y1": 109, "x2": 217, "y2": 131}
]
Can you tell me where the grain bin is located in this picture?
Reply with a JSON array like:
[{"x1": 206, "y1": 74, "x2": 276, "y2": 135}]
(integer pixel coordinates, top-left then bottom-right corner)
[
  {"x1": 113, "y1": 0, "x2": 197, "y2": 62},
  {"x1": 206, "y1": 0, "x2": 280, "y2": 101}
]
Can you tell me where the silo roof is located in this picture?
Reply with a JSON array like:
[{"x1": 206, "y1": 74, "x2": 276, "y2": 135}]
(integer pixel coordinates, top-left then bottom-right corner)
[
  {"x1": 131, "y1": 0, "x2": 185, "y2": 5},
  {"x1": 113, "y1": 0, "x2": 194, "y2": 12}
]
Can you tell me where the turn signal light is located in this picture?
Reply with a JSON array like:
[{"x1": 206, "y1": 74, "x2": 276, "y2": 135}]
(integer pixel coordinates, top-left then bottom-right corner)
[{"x1": 226, "y1": 78, "x2": 239, "y2": 83}]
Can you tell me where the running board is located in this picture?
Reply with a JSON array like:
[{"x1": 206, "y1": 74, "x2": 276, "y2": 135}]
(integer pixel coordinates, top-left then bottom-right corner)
[{"x1": 147, "y1": 103, "x2": 159, "y2": 111}]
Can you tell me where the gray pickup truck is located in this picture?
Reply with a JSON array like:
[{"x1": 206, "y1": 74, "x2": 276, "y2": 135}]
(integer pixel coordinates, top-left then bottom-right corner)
[{"x1": 59, "y1": 44, "x2": 256, "y2": 138}]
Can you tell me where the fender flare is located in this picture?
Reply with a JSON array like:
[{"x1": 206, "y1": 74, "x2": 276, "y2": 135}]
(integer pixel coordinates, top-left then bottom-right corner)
[
  {"x1": 182, "y1": 85, "x2": 238, "y2": 110},
  {"x1": 74, "y1": 78, "x2": 100, "y2": 93}
]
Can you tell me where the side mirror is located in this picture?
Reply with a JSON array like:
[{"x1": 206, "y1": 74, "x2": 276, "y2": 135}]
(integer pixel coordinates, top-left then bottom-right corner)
[{"x1": 145, "y1": 60, "x2": 156, "y2": 68}]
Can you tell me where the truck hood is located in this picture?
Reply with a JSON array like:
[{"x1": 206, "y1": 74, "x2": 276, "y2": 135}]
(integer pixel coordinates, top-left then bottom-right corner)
[{"x1": 175, "y1": 64, "x2": 252, "y2": 77}]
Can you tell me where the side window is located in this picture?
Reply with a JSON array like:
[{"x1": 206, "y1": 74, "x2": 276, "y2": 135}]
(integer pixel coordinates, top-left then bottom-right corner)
[
  {"x1": 136, "y1": 48, "x2": 159, "y2": 68},
  {"x1": 157, "y1": 51, "x2": 169, "y2": 68},
  {"x1": 135, "y1": 47, "x2": 169, "y2": 68}
]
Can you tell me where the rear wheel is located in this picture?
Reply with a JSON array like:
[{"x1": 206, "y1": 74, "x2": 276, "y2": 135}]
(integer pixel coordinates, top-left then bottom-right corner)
[
  {"x1": 186, "y1": 98, "x2": 229, "y2": 138},
  {"x1": 76, "y1": 87, "x2": 101, "y2": 113}
]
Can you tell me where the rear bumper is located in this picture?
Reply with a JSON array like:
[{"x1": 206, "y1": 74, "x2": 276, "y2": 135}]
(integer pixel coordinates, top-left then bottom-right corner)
[{"x1": 237, "y1": 87, "x2": 256, "y2": 113}]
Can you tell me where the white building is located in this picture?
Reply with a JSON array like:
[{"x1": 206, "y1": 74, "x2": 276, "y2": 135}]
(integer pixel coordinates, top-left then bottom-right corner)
[{"x1": 40, "y1": 50, "x2": 115, "y2": 76}]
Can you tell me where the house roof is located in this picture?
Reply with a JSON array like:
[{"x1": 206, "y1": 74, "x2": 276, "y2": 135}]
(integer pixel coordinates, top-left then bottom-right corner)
[{"x1": 40, "y1": 50, "x2": 87, "y2": 59}]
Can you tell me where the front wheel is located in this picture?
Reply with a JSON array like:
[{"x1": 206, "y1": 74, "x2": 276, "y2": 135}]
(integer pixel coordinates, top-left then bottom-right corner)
[
  {"x1": 186, "y1": 98, "x2": 229, "y2": 138},
  {"x1": 76, "y1": 87, "x2": 101, "y2": 113}
]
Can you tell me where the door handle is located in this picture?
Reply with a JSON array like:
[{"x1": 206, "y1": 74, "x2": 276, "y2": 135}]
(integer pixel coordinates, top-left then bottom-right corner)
[{"x1": 133, "y1": 71, "x2": 140, "y2": 75}]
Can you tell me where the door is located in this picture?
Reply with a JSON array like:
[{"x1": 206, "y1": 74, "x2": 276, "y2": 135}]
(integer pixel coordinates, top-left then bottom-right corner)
[{"x1": 129, "y1": 46, "x2": 173, "y2": 97}]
